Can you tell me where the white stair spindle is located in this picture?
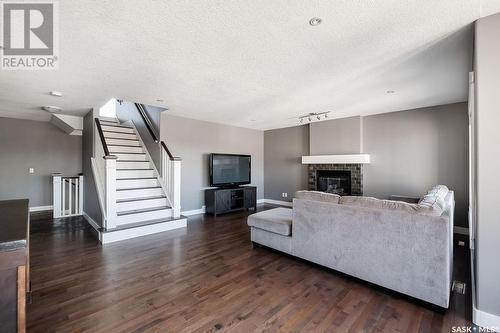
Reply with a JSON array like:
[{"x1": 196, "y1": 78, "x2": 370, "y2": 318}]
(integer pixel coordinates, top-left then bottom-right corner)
[
  {"x1": 68, "y1": 178, "x2": 73, "y2": 215},
  {"x1": 74, "y1": 178, "x2": 78, "y2": 215},
  {"x1": 78, "y1": 175, "x2": 84, "y2": 215},
  {"x1": 62, "y1": 178, "x2": 66, "y2": 217}
]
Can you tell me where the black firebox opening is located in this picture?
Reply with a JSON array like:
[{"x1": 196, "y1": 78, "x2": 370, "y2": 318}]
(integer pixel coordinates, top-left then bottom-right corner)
[{"x1": 316, "y1": 170, "x2": 351, "y2": 195}]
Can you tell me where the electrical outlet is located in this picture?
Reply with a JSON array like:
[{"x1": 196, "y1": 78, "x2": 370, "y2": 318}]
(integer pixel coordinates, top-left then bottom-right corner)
[{"x1": 29, "y1": 168, "x2": 34, "y2": 174}]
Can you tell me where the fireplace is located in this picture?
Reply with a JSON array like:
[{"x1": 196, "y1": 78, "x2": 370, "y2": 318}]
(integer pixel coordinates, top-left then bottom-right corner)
[
  {"x1": 308, "y1": 164, "x2": 362, "y2": 195},
  {"x1": 316, "y1": 170, "x2": 351, "y2": 195}
]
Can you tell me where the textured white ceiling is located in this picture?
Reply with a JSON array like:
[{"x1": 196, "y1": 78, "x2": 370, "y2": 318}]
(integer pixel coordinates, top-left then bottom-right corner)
[{"x1": 1, "y1": 1, "x2": 499, "y2": 129}]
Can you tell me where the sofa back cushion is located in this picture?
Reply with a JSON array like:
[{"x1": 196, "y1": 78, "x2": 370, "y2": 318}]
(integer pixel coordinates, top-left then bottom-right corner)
[
  {"x1": 340, "y1": 195, "x2": 443, "y2": 216},
  {"x1": 339, "y1": 196, "x2": 420, "y2": 213},
  {"x1": 294, "y1": 191, "x2": 340, "y2": 204}
]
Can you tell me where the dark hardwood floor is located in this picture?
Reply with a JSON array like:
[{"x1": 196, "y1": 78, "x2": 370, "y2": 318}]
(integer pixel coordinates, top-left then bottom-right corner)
[{"x1": 27, "y1": 205, "x2": 472, "y2": 332}]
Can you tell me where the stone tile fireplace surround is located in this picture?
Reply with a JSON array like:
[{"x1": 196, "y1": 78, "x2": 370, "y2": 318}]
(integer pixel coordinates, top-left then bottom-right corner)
[{"x1": 308, "y1": 164, "x2": 363, "y2": 196}]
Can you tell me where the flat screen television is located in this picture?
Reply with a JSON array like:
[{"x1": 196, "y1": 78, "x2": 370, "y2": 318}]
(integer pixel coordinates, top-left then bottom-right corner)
[{"x1": 209, "y1": 153, "x2": 251, "y2": 187}]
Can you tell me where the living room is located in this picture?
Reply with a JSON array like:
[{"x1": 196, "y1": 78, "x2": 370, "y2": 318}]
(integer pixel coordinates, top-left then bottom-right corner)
[{"x1": 1, "y1": 1, "x2": 500, "y2": 332}]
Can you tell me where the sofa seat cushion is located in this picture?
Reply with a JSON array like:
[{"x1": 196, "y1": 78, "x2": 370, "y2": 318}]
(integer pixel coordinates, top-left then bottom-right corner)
[
  {"x1": 294, "y1": 190, "x2": 340, "y2": 204},
  {"x1": 247, "y1": 207, "x2": 292, "y2": 236}
]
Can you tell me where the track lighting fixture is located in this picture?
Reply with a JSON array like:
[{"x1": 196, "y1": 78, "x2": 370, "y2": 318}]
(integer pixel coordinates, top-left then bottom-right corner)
[{"x1": 297, "y1": 111, "x2": 331, "y2": 124}]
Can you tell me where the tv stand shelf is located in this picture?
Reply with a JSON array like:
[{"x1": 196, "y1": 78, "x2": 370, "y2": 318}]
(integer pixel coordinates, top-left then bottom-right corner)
[{"x1": 205, "y1": 186, "x2": 257, "y2": 216}]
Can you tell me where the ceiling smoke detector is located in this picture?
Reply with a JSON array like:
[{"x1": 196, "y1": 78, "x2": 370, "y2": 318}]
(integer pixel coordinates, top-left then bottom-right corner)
[
  {"x1": 42, "y1": 106, "x2": 62, "y2": 113},
  {"x1": 309, "y1": 17, "x2": 322, "y2": 26}
]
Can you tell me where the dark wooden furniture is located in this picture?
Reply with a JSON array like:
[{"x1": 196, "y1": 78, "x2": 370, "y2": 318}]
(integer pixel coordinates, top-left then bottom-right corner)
[
  {"x1": 205, "y1": 186, "x2": 257, "y2": 216},
  {"x1": 0, "y1": 199, "x2": 30, "y2": 333}
]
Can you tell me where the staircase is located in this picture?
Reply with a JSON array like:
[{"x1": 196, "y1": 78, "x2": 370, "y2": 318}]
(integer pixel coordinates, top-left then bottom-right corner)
[{"x1": 91, "y1": 116, "x2": 186, "y2": 243}]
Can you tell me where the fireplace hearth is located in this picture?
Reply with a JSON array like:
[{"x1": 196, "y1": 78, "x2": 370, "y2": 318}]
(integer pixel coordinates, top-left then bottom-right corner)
[{"x1": 316, "y1": 170, "x2": 351, "y2": 195}]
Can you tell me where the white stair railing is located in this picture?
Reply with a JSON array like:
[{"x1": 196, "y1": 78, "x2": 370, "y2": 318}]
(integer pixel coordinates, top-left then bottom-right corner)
[
  {"x1": 161, "y1": 142, "x2": 182, "y2": 217},
  {"x1": 53, "y1": 174, "x2": 83, "y2": 218}
]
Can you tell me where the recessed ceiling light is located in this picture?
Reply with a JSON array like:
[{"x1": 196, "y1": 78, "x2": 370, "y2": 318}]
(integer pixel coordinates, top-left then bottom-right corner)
[
  {"x1": 386, "y1": 90, "x2": 395, "y2": 94},
  {"x1": 50, "y1": 91, "x2": 63, "y2": 97},
  {"x1": 309, "y1": 17, "x2": 322, "y2": 26},
  {"x1": 42, "y1": 105, "x2": 62, "y2": 113}
]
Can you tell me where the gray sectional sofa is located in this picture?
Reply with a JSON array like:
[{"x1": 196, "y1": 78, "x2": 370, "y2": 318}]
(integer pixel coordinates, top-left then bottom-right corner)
[{"x1": 247, "y1": 186, "x2": 454, "y2": 308}]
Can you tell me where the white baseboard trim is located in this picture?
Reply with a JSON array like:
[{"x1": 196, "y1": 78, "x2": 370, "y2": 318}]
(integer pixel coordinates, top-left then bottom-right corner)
[
  {"x1": 29, "y1": 205, "x2": 53, "y2": 212},
  {"x1": 473, "y1": 306, "x2": 500, "y2": 330},
  {"x1": 83, "y1": 212, "x2": 101, "y2": 232},
  {"x1": 257, "y1": 199, "x2": 265, "y2": 205},
  {"x1": 261, "y1": 199, "x2": 293, "y2": 207},
  {"x1": 182, "y1": 206, "x2": 206, "y2": 216},
  {"x1": 454, "y1": 226, "x2": 469, "y2": 235},
  {"x1": 101, "y1": 218, "x2": 187, "y2": 244}
]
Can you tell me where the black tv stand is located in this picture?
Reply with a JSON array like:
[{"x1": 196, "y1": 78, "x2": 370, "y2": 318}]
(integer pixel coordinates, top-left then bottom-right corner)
[{"x1": 205, "y1": 186, "x2": 257, "y2": 216}]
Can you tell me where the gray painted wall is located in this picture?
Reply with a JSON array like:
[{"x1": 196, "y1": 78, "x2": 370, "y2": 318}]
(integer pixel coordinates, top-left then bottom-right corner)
[
  {"x1": 309, "y1": 116, "x2": 361, "y2": 154},
  {"x1": 264, "y1": 125, "x2": 309, "y2": 202},
  {"x1": 362, "y1": 103, "x2": 469, "y2": 228},
  {"x1": 263, "y1": 103, "x2": 469, "y2": 228},
  {"x1": 0, "y1": 117, "x2": 82, "y2": 207},
  {"x1": 160, "y1": 114, "x2": 264, "y2": 211},
  {"x1": 82, "y1": 110, "x2": 102, "y2": 226},
  {"x1": 474, "y1": 12, "x2": 500, "y2": 318}
]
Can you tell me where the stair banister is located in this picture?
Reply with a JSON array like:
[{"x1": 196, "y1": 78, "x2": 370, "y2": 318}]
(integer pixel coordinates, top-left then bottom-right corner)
[
  {"x1": 134, "y1": 103, "x2": 159, "y2": 143},
  {"x1": 94, "y1": 118, "x2": 111, "y2": 156},
  {"x1": 94, "y1": 118, "x2": 118, "y2": 229}
]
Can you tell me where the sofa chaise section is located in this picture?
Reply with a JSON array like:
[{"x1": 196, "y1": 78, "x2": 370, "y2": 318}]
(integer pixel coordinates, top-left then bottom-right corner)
[{"x1": 247, "y1": 207, "x2": 293, "y2": 254}]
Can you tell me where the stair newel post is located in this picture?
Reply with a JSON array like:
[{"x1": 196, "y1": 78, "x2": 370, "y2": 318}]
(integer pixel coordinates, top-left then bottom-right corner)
[
  {"x1": 52, "y1": 173, "x2": 62, "y2": 218},
  {"x1": 78, "y1": 175, "x2": 84, "y2": 216},
  {"x1": 172, "y1": 158, "x2": 182, "y2": 218},
  {"x1": 104, "y1": 155, "x2": 118, "y2": 229}
]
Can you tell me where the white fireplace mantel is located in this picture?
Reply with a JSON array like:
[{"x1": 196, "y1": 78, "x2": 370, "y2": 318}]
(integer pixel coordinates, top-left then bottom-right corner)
[{"x1": 302, "y1": 154, "x2": 371, "y2": 164}]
